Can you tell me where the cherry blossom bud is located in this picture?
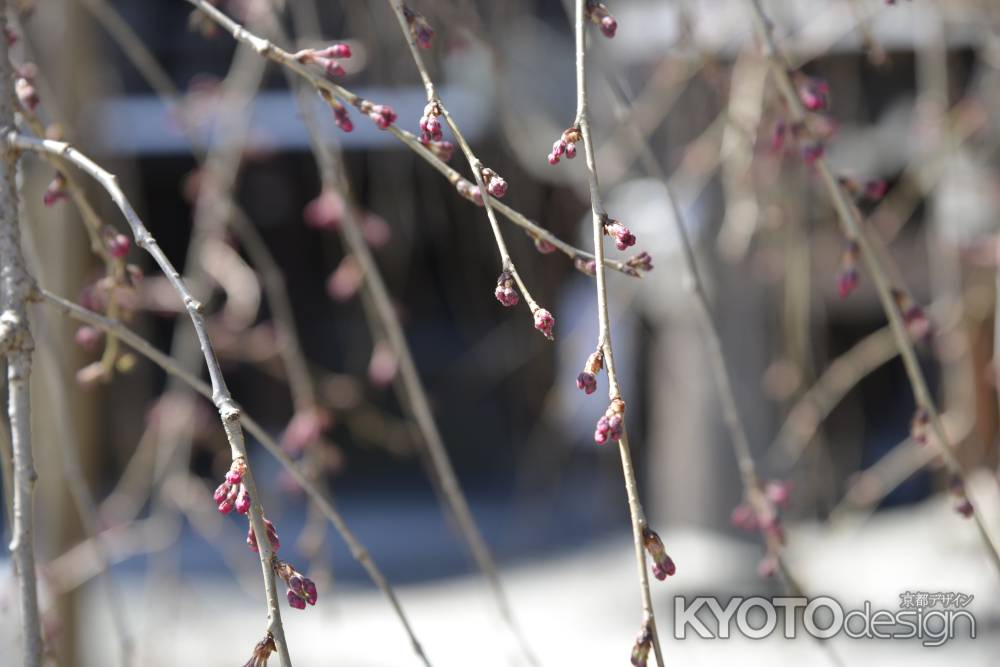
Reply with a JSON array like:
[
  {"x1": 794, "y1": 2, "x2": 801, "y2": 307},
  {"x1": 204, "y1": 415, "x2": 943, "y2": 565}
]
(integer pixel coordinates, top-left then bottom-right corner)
[
  {"x1": 642, "y1": 526, "x2": 676, "y2": 581},
  {"x1": 955, "y1": 499, "x2": 974, "y2": 518},
  {"x1": 585, "y1": 1, "x2": 618, "y2": 39},
  {"x1": 43, "y1": 174, "x2": 68, "y2": 207},
  {"x1": 275, "y1": 559, "x2": 318, "y2": 609},
  {"x1": 604, "y1": 218, "x2": 636, "y2": 250},
  {"x1": 576, "y1": 372, "x2": 597, "y2": 395},
  {"x1": 800, "y1": 142, "x2": 824, "y2": 165},
  {"x1": 863, "y1": 179, "x2": 888, "y2": 200},
  {"x1": 364, "y1": 103, "x2": 396, "y2": 129},
  {"x1": 422, "y1": 138, "x2": 454, "y2": 162},
  {"x1": 631, "y1": 623, "x2": 652, "y2": 667},
  {"x1": 892, "y1": 289, "x2": 932, "y2": 340},
  {"x1": 323, "y1": 43, "x2": 352, "y2": 59},
  {"x1": 797, "y1": 77, "x2": 830, "y2": 111},
  {"x1": 595, "y1": 398, "x2": 625, "y2": 444},
  {"x1": 455, "y1": 179, "x2": 484, "y2": 207},
  {"x1": 836, "y1": 240, "x2": 860, "y2": 299},
  {"x1": 108, "y1": 233, "x2": 130, "y2": 258},
  {"x1": 15, "y1": 75, "x2": 38, "y2": 111},
  {"x1": 333, "y1": 105, "x2": 353, "y2": 132},
  {"x1": 403, "y1": 4, "x2": 434, "y2": 49},
  {"x1": 494, "y1": 270, "x2": 519, "y2": 307},
  {"x1": 533, "y1": 308, "x2": 555, "y2": 340},
  {"x1": 548, "y1": 128, "x2": 581, "y2": 165},
  {"x1": 764, "y1": 480, "x2": 792, "y2": 508},
  {"x1": 304, "y1": 190, "x2": 344, "y2": 230},
  {"x1": 326, "y1": 255, "x2": 363, "y2": 302},
  {"x1": 626, "y1": 252, "x2": 653, "y2": 275},
  {"x1": 729, "y1": 503, "x2": 757, "y2": 531},
  {"x1": 235, "y1": 487, "x2": 251, "y2": 515},
  {"x1": 213, "y1": 483, "x2": 229, "y2": 504},
  {"x1": 73, "y1": 325, "x2": 103, "y2": 353},
  {"x1": 771, "y1": 120, "x2": 787, "y2": 152},
  {"x1": 533, "y1": 236, "x2": 556, "y2": 254},
  {"x1": 368, "y1": 340, "x2": 398, "y2": 388},
  {"x1": 281, "y1": 407, "x2": 332, "y2": 454},
  {"x1": 757, "y1": 555, "x2": 778, "y2": 578},
  {"x1": 574, "y1": 257, "x2": 597, "y2": 276},
  {"x1": 480, "y1": 167, "x2": 508, "y2": 198},
  {"x1": 247, "y1": 517, "x2": 280, "y2": 553}
]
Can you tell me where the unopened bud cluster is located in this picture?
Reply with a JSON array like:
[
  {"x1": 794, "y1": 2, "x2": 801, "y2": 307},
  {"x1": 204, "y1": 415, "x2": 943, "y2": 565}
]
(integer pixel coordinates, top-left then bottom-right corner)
[
  {"x1": 295, "y1": 43, "x2": 352, "y2": 78},
  {"x1": 630, "y1": 622, "x2": 652, "y2": 667},
  {"x1": 585, "y1": 0, "x2": 618, "y2": 38},
  {"x1": 949, "y1": 477, "x2": 973, "y2": 519},
  {"x1": 603, "y1": 216, "x2": 636, "y2": 251},
  {"x1": 214, "y1": 458, "x2": 251, "y2": 515},
  {"x1": 494, "y1": 270, "x2": 519, "y2": 307},
  {"x1": 480, "y1": 167, "x2": 508, "y2": 198},
  {"x1": 548, "y1": 127, "x2": 581, "y2": 165},
  {"x1": 836, "y1": 240, "x2": 859, "y2": 299},
  {"x1": 730, "y1": 480, "x2": 791, "y2": 577},
  {"x1": 625, "y1": 251, "x2": 654, "y2": 276},
  {"x1": 576, "y1": 349, "x2": 603, "y2": 395},
  {"x1": 402, "y1": 4, "x2": 434, "y2": 49},
  {"x1": 358, "y1": 99, "x2": 397, "y2": 130},
  {"x1": 641, "y1": 526, "x2": 676, "y2": 581},
  {"x1": 533, "y1": 308, "x2": 555, "y2": 340},
  {"x1": 247, "y1": 517, "x2": 281, "y2": 553},
  {"x1": 594, "y1": 397, "x2": 625, "y2": 444},
  {"x1": 574, "y1": 256, "x2": 597, "y2": 276},
  {"x1": 418, "y1": 101, "x2": 455, "y2": 160},
  {"x1": 891, "y1": 289, "x2": 931, "y2": 340},
  {"x1": 274, "y1": 559, "x2": 319, "y2": 610}
]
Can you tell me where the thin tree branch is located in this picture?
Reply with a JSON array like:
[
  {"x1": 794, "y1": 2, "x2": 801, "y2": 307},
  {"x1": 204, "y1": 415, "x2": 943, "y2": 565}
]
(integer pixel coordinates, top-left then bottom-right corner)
[
  {"x1": 7, "y1": 132, "x2": 294, "y2": 665},
  {"x1": 0, "y1": 4, "x2": 42, "y2": 661},
  {"x1": 571, "y1": 3, "x2": 663, "y2": 664}
]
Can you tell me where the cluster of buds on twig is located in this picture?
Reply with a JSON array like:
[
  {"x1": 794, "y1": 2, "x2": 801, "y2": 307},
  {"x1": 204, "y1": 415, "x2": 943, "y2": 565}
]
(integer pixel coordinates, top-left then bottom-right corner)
[
  {"x1": 274, "y1": 559, "x2": 319, "y2": 610},
  {"x1": 836, "y1": 240, "x2": 859, "y2": 299},
  {"x1": 15, "y1": 62, "x2": 38, "y2": 112},
  {"x1": 419, "y1": 101, "x2": 443, "y2": 142},
  {"x1": 594, "y1": 397, "x2": 625, "y2": 444},
  {"x1": 480, "y1": 167, "x2": 508, "y2": 198},
  {"x1": 839, "y1": 175, "x2": 888, "y2": 202},
  {"x1": 641, "y1": 526, "x2": 676, "y2": 581},
  {"x1": 102, "y1": 226, "x2": 131, "y2": 259},
  {"x1": 281, "y1": 406, "x2": 333, "y2": 454},
  {"x1": 574, "y1": 256, "x2": 597, "y2": 276},
  {"x1": 547, "y1": 127, "x2": 581, "y2": 165},
  {"x1": 949, "y1": 477, "x2": 973, "y2": 519},
  {"x1": 402, "y1": 4, "x2": 434, "y2": 49},
  {"x1": 247, "y1": 517, "x2": 281, "y2": 553},
  {"x1": 576, "y1": 349, "x2": 603, "y2": 395},
  {"x1": 454, "y1": 178, "x2": 484, "y2": 206},
  {"x1": 215, "y1": 457, "x2": 251, "y2": 515},
  {"x1": 771, "y1": 113, "x2": 837, "y2": 166},
  {"x1": 358, "y1": 99, "x2": 397, "y2": 130},
  {"x1": 630, "y1": 620, "x2": 653, "y2": 667},
  {"x1": 891, "y1": 288, "x2": 931, "y2": 340},
  {"x1": 242, "y1": 634, "x2": 276, "y2": 667},
  {"x1": 730, "y1": 480, "x2": 790, "y2": 577},
  {"x1": 530, "y1": 234, "x2": 556, "y2": 255},
  {"x1": 317, "y1": 88, "x2": 354, "y2": 132},
  {"x1": 42, "y1": 173, "x2": 68, "y2": 207},
  {"x1": 494, "y1": 270, "x2": 519, "y2": 307},
  {"x1": 624, "y1": 251, "x2": 653, "y2": 276},
  {"x1": 794, "y1": 73, "x2": 830, "y2": 112},
  {"x1": 585, "y1": 0, "x2": 618, "y2": 38},
  {"x1": 294, "y1": 43, "x2": 352, "y2": 78},
  {"x1": 533, "y1": 308, "x2": 555, "y2": 340},
  {"x1": 910, "y1": 408, "x2": 929, "y2": 446},
  {"x1": 603, "y1": 215, "x2": 636, "y2": 251}
]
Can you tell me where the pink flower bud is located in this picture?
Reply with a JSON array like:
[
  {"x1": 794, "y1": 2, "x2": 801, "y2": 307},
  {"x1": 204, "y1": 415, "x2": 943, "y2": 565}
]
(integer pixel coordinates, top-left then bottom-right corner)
[
  {"x1": 798, "y1": 78, "x2": 830, "y2": 111},
  {"x1": 837, "y1": 267, "x2": 859, "y2": 299},
  {"x1": 533, "y1": 308, "x2": 555, "y2": 340},
  {"x1": 287, "y1": 590, "x2": 306, "y2": 609},
  {"x1": 576, "y1": 371, "x2": 597, "y2": 394},
  {"x1": 955, "y1": 499, "x2": 973, "y2": 518},
  {"x1": 108, "y1": 233, "x2": 130, "y2": 258},
  {"x1": 213, "y1": 483, "x2": 230, "y2": 504},
  {"x1": 235, "y1": 487, "x2": 251, "y2": 515},
  {"x1": 764, "y1": 480, "x2": 792, "y2": 508},
  {"x1": 74, "y1": 325, "x2": 103, "y2": 352},
  {"x1": 600, "y1": 15, "x2": 617, "y2": 38},
  {"x1": 327, "y1": 43, "x2": 351, "y2": 59}
]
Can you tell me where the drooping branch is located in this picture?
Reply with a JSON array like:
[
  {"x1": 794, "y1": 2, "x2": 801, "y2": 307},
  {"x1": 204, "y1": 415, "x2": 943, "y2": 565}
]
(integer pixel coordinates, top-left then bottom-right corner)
[
  {"x1": 745, "y1": 0, "x2": 1000, "y2": 571},
  {"x1": 38, "y1": 287, "x2": 433, "y2": 666},
  {"x1": 7, "y1": 131, "x2": 294, "y2": 665}
]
